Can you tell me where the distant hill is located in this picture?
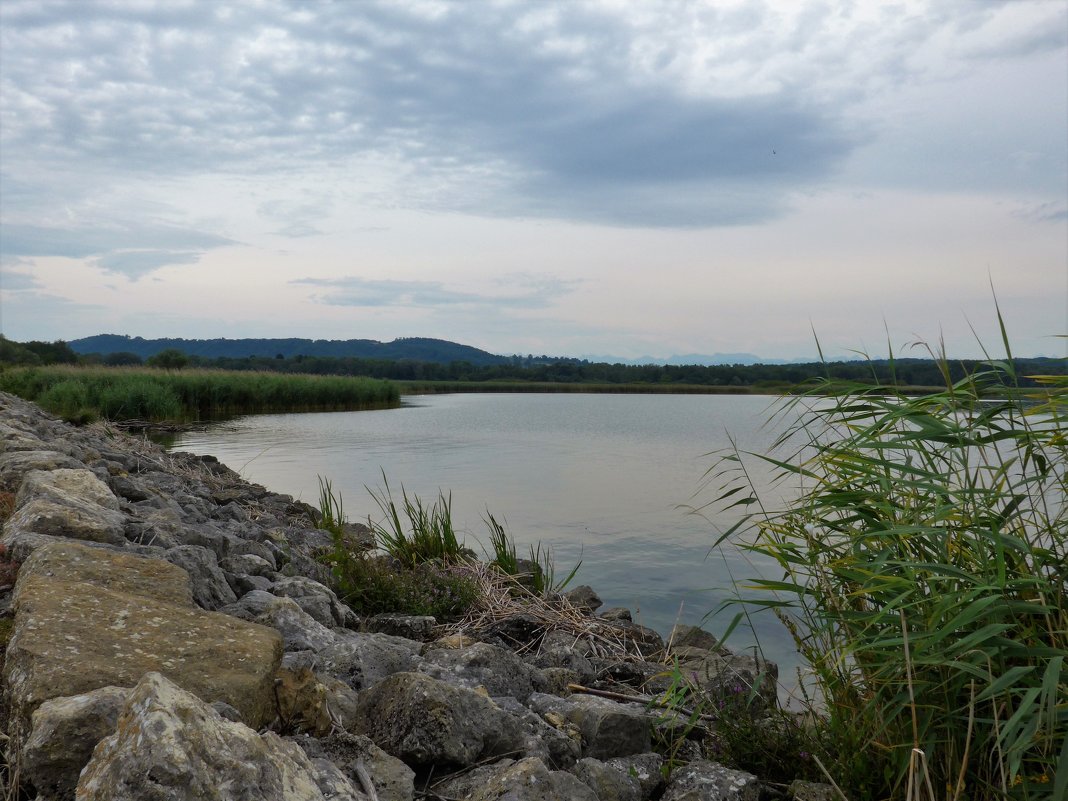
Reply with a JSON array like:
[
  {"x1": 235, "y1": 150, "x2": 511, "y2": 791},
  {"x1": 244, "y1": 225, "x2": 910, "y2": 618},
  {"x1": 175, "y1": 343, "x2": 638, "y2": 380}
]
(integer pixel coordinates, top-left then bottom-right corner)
[{"x1": 69, "y1": 335, "x2": 509, "y2": 366}]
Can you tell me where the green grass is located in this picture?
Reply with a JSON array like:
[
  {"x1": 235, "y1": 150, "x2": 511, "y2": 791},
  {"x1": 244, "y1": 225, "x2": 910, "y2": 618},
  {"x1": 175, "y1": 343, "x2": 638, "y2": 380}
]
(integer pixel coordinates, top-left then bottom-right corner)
[
  {"x1": 310, "y1": 474, "x2": 480, "y2": 622},
  {"x1": 0, "y1": 365, "x2": 399, "y2": 422},
  {"x1": 485, "y1": 512, "x2": 581, "y2": 595},
  {"x1": 367, "y1": 475, "x2": 465, "y2": 566},
  {"x1": 703, "y1": 327, "x2": 1067, "y2": 799}
]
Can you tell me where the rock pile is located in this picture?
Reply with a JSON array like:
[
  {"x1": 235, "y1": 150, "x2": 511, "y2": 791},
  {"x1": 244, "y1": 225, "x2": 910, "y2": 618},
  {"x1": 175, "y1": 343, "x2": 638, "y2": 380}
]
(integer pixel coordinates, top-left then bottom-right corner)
[{"x1": 0, "y1": 391, "x2": 827, "y2": 800}]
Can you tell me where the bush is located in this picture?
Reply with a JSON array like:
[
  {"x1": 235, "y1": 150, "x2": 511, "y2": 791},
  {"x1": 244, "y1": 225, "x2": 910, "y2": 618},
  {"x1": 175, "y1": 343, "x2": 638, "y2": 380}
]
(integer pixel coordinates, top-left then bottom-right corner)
[{"x1": 706, "y1": 338, "x2": 1067, "y2": 799}]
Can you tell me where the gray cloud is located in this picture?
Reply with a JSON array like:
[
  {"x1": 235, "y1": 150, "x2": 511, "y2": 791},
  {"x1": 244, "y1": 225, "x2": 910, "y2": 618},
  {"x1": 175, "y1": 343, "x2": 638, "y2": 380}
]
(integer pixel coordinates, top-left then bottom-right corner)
[
  {"x1": 1012, "y1": 201, "x2": 1068, "y2": 224},
  {"x1": 1, "y1": 1, "x2": 1063, "y2": 229},
  {"x1": 0, "y1": 223, "x2": 235, "y2": 278},
  {"x1": 0, "y1": 266, "x2": 41, "y2": 291},
  {"x1": 293, "y1": 274, "x2": 576, "y2": 310},
  {"x1": 0, "y1": 0, "x2": 867, "y2": 227},
  {"x1": 93, "y1": 250, "x2": 202, "y2": 278}
]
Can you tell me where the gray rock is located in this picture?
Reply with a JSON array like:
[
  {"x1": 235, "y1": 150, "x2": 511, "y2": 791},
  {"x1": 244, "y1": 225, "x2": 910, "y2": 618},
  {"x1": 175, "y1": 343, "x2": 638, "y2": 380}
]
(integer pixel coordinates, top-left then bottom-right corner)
[
  {"x1": 430, "y1": 759, "x2": 516, "y2": 800},
  {"x1": 564, "y1": 584, "x2": 603, "y2": 613},
  {"x1": 0, "y1": 449, "x2": 83, "y2": 492},
  {"x1": 164, "y1": 544, "x2": 239, "y2": 610},
  {"x1": 229, "y1": 572, "x2": 275, "y2": 595},
  {"x1": 491, "y1": 695, "x2": 581, "y2": 769},
  {"x1": 76, "y1": 672, "x2": 361, "y2": 800},
  {"x1": 319, "y1": 632, "x2": 424, "y2": 691},
  {"x1": 605, "y1": 753, "x2": 666, "y2": 800},
  {"x1": 570, "y1": 757, "x2": 643, "y2": 801},
  {"x1": 682, "y1": 649, "x2": 779, "y2": 713},
  {"x1": 5, "y1": 495, "x2": 125, "y2": 547},
  {"x1": 293, "y1": 731, "x2": 416, "y2": 801},
  {"x1": 106, "y1": 473, "x2": 154, "y2": 502},
  {"x1": 528, "y1": 692, "x2": 653, "y2": 760},
  {"x1": 5, "y1": 541, "x2": 282, "y2": 742},
  {"x1": 22, "y1": 685, "x2": 130, "y2": 800},
  {"x1": 532, "y1": 643, "x2": 596, "y2": 682},
  {"x1": 788, "y1": 780, "x2": 838, "y2": 801},
  {"x1": 365, "y1": 613, "x2": 436, "y2": 641},
  {"x1": 467, "y1": 757, "x2": 599, "y2": 801},
  {"x1": 220, "y1": 551, "x2": 275, "y2": 578},
  {"x1": 418, "y1": 641, "x2": 545, "y2": 702},
  {"x1": 271, "y1": 574, "x2": 346, "y2": 627},
  {"x1": 354, "y1": 672, "x2": 525, "y2": 769},
  {"x1": 661, "y1": 760, "x2": 760, "y2": 801},
  {"x1": 669, "y1": 624, "x2": 723, "y2": 653},
  {"x1": 252, "y1": 595, "x2": 340, "y2": 652},
  {"x1": 16, "y1": 468, "x2": 120, "y2": 511}
]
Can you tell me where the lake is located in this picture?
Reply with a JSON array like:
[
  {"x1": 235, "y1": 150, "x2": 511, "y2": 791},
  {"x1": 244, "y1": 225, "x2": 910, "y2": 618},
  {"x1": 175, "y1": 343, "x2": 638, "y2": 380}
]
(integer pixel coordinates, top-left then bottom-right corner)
[{"x1": 171, "y1": 392, "x2": 803, "y2": 678}]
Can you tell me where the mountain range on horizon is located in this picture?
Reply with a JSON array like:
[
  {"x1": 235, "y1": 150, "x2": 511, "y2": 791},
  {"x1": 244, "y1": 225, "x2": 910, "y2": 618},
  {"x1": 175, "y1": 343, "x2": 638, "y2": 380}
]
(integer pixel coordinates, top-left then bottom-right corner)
[{"x1": 67, "y1": 333, "x2": 1048, "y2": 368}]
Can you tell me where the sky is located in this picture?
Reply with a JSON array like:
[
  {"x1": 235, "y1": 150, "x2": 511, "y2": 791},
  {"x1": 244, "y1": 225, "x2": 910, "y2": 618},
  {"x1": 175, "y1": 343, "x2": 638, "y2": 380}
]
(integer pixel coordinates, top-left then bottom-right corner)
[{"x1": 0, "y1": 0, "x2": 1065, "y2": 362}]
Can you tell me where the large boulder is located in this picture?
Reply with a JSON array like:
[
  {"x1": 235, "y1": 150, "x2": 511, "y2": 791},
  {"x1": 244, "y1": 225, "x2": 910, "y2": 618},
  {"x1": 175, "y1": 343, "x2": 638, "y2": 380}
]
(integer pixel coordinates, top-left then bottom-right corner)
[
  {"x1": 459, "y1": 757, "x2": 599, "y2": 801},
  {"x1": 661, "y1": 760, "x2": 760, "y2": 801},
  {"x1": 353, "y1": 672, "x2": 525, "y2": 770},
  {"x1": 163, "y1": 544, "x2": 238, "y2": 610},
  {"x1": 76, "y1": 672, "x2": 361, "y2": 801},
  {"x1": 293, "y1": 731, "x2": 416, "y2": 801},
  {"x1": 21, "y1": 685, "x2": 130, "y2": 800},
  {"x1": 318, "y1": 632, "x2": 425, "y2": 691},
  {"x1": 4, "y1": 485, "x2": 126, "y2": 548},
  {"x1": 4, "y1": 541, "x2": 283, "y2": 748},
  {"x1": 270, "y1": 575, "x2": 347, "y2": 628},
  {"x1": 0, "y1": 450, "x2": 83, "y2": 492},
  {"x1": 418, "y1": 641, "x2": 545, "y2": 702},
  {"x1": 528, "y1": 692, "x2": 653, "y2": 760}
]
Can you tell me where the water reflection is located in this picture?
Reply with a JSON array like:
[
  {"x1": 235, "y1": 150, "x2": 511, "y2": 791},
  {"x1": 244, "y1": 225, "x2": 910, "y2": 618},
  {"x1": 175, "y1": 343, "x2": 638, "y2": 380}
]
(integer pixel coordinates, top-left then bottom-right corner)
[{"x1": 171, "y1": 393, "x2": 802, "y2": 677}]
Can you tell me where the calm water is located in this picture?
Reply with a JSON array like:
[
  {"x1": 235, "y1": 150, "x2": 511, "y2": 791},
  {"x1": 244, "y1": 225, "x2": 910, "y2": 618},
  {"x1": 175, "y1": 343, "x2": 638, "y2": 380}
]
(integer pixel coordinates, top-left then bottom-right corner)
[{"x1": 172, "y1": 392, "x2": 801, "y2": 674}]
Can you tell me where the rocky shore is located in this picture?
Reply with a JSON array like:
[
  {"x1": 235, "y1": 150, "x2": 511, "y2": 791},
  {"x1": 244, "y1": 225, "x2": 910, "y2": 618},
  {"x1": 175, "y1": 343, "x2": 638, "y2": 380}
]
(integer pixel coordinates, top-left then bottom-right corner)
[{"x1": 0, "y1": 391, "x2": 831, "y2": 801}]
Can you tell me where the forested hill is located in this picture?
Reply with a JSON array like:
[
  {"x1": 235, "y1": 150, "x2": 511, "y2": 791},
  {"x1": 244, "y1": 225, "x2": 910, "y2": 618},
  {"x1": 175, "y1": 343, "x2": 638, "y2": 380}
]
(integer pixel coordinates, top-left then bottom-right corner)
[{"x1": 69, "y1": 334, "x2": 509, "y2": 366}]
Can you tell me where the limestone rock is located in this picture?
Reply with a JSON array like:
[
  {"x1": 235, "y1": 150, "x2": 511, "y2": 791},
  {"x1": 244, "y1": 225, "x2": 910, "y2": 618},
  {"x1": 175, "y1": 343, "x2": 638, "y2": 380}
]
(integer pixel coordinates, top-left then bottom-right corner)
[
  {"x1": 275, "y1": 653, "x2": 360, "y2": 736},
  {"x1": 467, "y1": 757, "x2": 599, "y2": 801},
  {"x1": 76, "y1": 672, "x2": 361, "y2": 801},
  {"x1": 418, "y1": 641, "x2": 545, "y2": 702},
  {"x1": 5, "y1": 494, "x2": 125, "y2": 547},
  {"x1": 354, "y1": 672, "x2": 525, "y2": 770},
  {"x1": 22, "y1": 685, "x2": 130, "y2": 800},
  {"x1": 661, "y1": 760, "x2": 760, "y2": 801},
  {"x1": 163, "y1": 544, "x2": 238, "y2": 610},
  {"x1": 15, "y1": 468, "x2": 120, "y2": 511},
  {"x1": 271, "y1": 575, "x2": 347, "y2": 627},
  {"x1": 564, "y1": 584, "x2": 603, "y2": 613},
  {"x1": 5, "y1": 541, "x2": 282, "y2": 743},
  {"x1": 293, "y1": 731, "x2": 416, "y2": 801},
  {"x1": 319, "y1": 632, "x2": 424, "y2": 691},
  {"x1": 365, "y1": 613, "x2": 436, "y2": 641},
  {"x1": 570, "y1": 757, "x2": 643, "y2": 801},
  {"x1": 681, "y1": 649, "x2": 779, "y2": 712},
  {"x1": 528, "y1": 692, "x2": 652, "y2": 760},
  {"x1": 668, "y1": 623, "x2": 722, "y2": 653},
  {"x1": 605, "y1": 753, "x2": 666, "y2": 800},
  {"x1": 0, "y1": 449, "x2": 83, "y2": 492}
]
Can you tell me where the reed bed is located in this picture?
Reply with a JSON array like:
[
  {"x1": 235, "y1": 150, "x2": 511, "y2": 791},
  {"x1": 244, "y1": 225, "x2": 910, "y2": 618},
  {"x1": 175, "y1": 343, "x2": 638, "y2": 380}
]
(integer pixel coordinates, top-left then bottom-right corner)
[
  {"x1": 704, "y1": 338, "x2": 1067, "y2": 800},
  {"x1": 0, "y1": 365, "x2": 399, "y2": 423}
]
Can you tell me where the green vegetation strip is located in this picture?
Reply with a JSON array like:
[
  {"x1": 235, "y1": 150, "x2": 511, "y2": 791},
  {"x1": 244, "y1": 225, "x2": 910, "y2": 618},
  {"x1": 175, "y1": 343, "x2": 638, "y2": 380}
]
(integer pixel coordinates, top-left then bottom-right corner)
[{"x1": 0, "y1": 365, "x2": 399, "y2": 423}]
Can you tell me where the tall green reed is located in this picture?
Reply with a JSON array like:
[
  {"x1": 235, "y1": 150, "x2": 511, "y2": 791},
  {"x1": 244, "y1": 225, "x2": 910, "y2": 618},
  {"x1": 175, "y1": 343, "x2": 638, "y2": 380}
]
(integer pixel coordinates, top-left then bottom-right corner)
[{"x1": 705, "y1": 334, "x2": 1066, "y2": 800}]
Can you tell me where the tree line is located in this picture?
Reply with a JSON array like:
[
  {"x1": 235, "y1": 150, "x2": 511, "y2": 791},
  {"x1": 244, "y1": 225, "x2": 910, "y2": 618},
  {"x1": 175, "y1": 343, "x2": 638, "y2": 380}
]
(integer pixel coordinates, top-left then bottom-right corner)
[{"x1": 3, "y1": 336, "x2": 1063, "y2": 388}]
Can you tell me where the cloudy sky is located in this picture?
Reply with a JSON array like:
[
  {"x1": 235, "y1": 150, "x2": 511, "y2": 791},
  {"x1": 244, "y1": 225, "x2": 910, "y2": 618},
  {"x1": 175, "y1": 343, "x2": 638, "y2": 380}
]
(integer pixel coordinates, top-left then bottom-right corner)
[{"x1": 1, "y1": 0, "x2": 1065, "y2": 360}]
